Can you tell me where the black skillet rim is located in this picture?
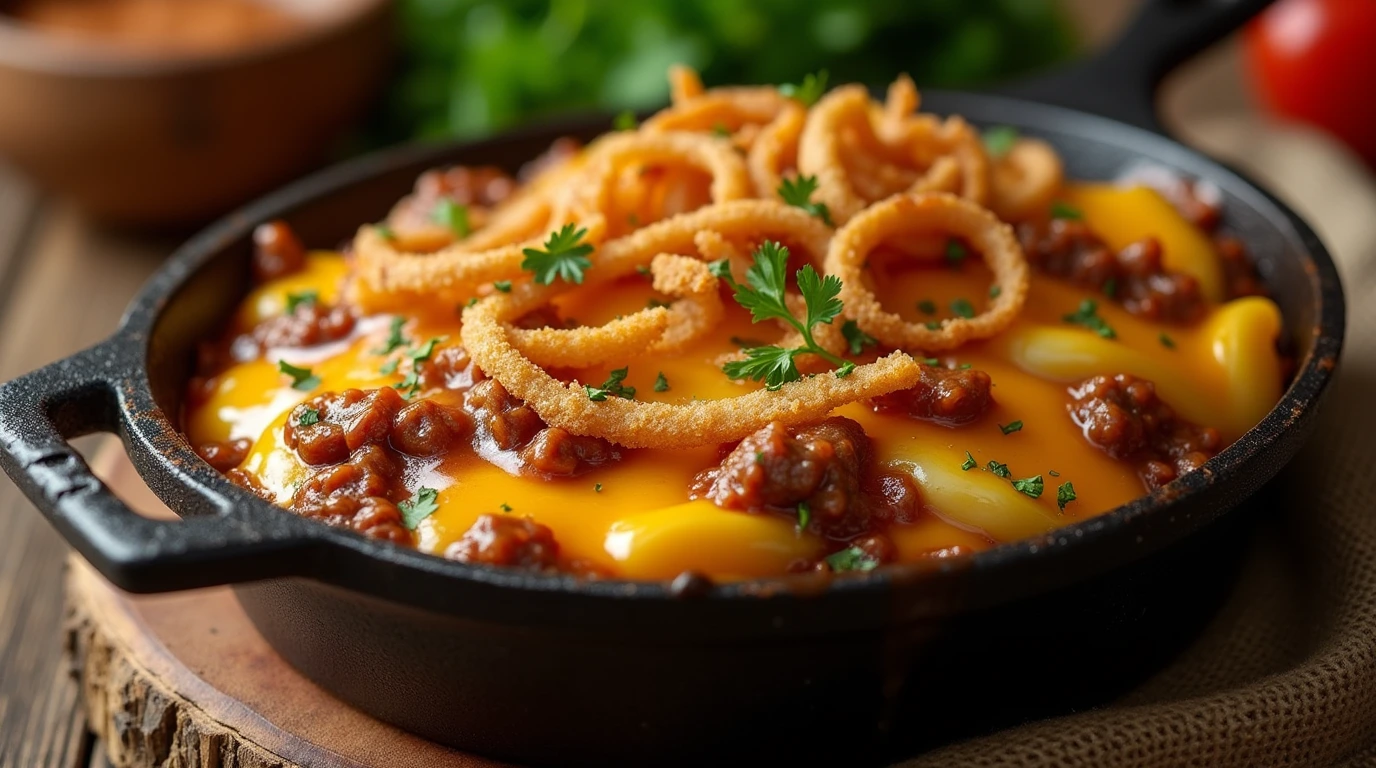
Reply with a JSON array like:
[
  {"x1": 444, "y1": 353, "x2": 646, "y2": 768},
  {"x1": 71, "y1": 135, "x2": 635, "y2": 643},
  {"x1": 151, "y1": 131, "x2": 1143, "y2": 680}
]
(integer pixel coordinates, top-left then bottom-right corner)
[{"x1": 116, "y1": 92, "x2": 1346, "y2": 610}]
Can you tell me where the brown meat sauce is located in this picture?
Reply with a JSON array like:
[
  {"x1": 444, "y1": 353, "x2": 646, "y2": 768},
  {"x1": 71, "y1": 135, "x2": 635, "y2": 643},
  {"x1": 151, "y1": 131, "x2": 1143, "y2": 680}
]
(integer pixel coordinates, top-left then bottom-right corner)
[{"x1": 869, "y1": 364, "x2": 994, "y2": 427}]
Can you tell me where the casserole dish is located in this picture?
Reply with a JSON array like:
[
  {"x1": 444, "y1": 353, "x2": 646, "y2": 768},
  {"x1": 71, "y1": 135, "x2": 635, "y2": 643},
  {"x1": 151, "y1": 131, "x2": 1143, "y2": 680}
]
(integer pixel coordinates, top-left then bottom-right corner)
[{"x1": 0, "y1": 1, "x2": 1345, "y2": 764}]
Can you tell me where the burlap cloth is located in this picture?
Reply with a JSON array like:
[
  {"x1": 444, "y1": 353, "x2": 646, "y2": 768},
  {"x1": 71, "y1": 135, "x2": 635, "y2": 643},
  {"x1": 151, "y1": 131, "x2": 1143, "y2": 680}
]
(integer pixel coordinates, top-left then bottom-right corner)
[{"x1": 897, "y1": 117, "x2": 1376, "y2": 766}]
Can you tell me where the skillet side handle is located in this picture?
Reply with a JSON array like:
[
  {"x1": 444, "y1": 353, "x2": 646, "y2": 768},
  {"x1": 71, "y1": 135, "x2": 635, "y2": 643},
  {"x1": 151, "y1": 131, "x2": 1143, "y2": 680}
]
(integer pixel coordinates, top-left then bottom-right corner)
[
  {"x1": 997, "y1": 0, "x2": 1276, "y2": 134},
  {"x1": 0, "y1": 339, "x2": 318, "y2": 593}
]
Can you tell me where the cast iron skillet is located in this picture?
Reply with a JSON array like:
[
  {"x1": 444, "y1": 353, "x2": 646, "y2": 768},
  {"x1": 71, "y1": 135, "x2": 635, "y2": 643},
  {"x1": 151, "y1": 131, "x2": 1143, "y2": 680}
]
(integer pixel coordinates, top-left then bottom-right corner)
[{"x1": 0, "y1": 1, "x2": 1347, "y2": 765}]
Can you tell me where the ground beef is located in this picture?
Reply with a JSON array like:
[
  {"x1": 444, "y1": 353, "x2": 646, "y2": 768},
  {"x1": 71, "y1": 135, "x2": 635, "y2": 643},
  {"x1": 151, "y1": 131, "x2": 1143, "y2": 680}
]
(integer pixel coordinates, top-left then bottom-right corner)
[
  {"x1": 690, "y1": 417, "x2": 890, "y2": 540},
  {"x1": 290, "y1": 444, "x2": 411, "y2": 544},
  {"x1": 519, "y1": 427, "x2": 620, "y2": 477},
  {"x1": 869, "y1": 365, "x2": 994, "y2": 427},
  {"x1": 1215, "y1": 235, "x2": 1267, "y2": 300},
  {"x1": 195, "y1": 438, "x2": 251, "y2": 473},
  {"x1": 285, "y1": 387, "x2": 406, "y2": 466},
  {"x1": 248, "y1": 302, "x2": 356, "y2": 351},
  {"x1": 417, "y1": 345, "x2": 486, "y2": 392},
  {"x1": 444, "y1": 514, "x2": 558, "y2": 569},
  {"x1": 251, "y1": 220, "x2": 307, "y2": 283},
  {"x1": 1068, "y1": 374, "x2": 1223, "y2": 490},
  {"x1": 464, "y1": 378, "x2": 549, "y2": 452},
  {"x1": 1018, "y1": 218, "x2": 1206, "y2": 324},
  {"x1": 390, "y1": 399, "x2": 474, "y2": 457}
]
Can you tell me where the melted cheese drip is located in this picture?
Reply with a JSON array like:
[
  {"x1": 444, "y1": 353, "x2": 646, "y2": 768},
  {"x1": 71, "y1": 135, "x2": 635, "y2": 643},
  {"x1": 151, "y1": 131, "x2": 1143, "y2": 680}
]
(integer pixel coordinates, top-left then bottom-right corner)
[{"x1": 185, "y1": 185, "x2": 1284, "y2": 580}]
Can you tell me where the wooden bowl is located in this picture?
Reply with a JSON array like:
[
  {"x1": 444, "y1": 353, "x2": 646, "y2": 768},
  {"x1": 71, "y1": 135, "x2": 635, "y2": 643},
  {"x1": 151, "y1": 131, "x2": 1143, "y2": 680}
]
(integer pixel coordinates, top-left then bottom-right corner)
[{"x1": 0, "y1": 0, "x2": 392, "y2": 227}]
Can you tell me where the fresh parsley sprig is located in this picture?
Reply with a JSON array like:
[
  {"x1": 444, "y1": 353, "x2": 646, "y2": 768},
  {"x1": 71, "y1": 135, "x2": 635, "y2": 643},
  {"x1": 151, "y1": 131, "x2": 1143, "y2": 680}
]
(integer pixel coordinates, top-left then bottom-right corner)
[
  {"x1": 586, "y1": 367, "x2": 636, "y2": 401},
  {"x1": 522, "y1": 224, "x2": 594, "y2": 285},
  {"x1": 720, "y1": 241, "x2": 854, "y2": 390},
  {"x1": 778, "y1": 175, "x2": 834, "y2": 226},
  {"x1": 398, "y1": 487, "x2": 440, "y2": 530},
  {"x1": 780, "y1": 70, "x2": 829, "y2": 107},
  {"x1": 277, "y1": 360, "x2": 320, "y2": 391}
]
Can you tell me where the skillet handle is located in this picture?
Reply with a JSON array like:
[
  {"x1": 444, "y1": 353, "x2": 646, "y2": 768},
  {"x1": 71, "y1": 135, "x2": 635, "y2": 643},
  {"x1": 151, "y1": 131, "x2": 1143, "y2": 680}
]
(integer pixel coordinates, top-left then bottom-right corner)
[
  {"x1": 0, "y1": 338, "x2": 320, "y2": 592},
  {"x1": 996, "y1": 0, "x2": 1276, "y2": 134}
]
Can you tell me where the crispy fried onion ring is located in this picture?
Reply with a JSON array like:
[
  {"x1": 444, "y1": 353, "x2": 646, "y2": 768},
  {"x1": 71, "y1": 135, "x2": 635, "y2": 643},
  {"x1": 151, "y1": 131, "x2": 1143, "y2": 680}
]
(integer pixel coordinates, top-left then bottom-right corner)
[
  {"x1": 989, "y1": 138, "x2": 1065, "y2": 222},
  {"x1": 506, "y1": 254, "x2": 722, "y2": 368},
  {"x1": 747, "y1": 102, "x2": 806, "y2": 198},
  {"x1": 798, "y1": 84, "x2": 991, "y2": 225},
  {"x1": 828, "y1": 192, "x2": 1029, "y2": 351},
  {"x1": 463, "y1": 289, "x2": 923, "y2": 449}
]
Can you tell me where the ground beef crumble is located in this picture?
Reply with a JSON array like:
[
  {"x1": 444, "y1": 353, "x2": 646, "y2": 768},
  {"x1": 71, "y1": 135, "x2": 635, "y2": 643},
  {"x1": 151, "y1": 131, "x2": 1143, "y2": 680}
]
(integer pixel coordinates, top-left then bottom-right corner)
[
  {"x1": 869, "y1": 364, "x2": 994, "y2": 427},
  {"x1": 444, "y1": 514, "x2": 559, "y2": 569}
]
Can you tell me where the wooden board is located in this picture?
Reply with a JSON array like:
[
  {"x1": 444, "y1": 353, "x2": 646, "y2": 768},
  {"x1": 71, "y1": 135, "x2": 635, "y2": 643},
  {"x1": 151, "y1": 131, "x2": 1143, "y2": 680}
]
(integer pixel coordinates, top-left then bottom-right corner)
[{"x1": 69, "y1": 447, "x2": 506, "y2": 768}]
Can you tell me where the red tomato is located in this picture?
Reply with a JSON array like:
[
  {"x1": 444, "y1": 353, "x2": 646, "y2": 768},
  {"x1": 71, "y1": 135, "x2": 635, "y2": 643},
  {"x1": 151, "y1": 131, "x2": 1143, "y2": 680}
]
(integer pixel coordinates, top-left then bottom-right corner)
[{"x1": 1244, "y1": 0, "x2": 1376, "y2": 166}]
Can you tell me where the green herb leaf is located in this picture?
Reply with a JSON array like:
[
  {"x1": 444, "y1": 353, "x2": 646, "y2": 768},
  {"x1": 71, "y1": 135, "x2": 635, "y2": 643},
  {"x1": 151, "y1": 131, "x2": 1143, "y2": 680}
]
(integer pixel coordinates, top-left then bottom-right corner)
[
  {"x1": 982, "y1": 125, "x2": 1019, "y2": 157},
  {"x1": 999, "y1": 420, "x2": 1023, "y2": 435},
  {"x1": 778, "y1": 175, "x2": 834, "y2": 226},
  {"x1": 613, "y1": 110, "x2": 638, "y2": 131},
  {"x1": 393, "y1": 370, "x2": 422, "y2": 400},
  {"x1": 707, "y1": 259, "x2": 733, "y2": 279},
  {"x1": 723, "y1": 344, "x2": 800, "y2": 392},
  {"x1": 841, "y1": 320, "x2": 877, "y2": 355},
  {"x1": 1050, "y1": 201, "x2": 1083, "y2": 220},
  {"x1": 925, "y1": 320, "x2": 942, "y2": 331},
  {"x1": 586, "y1": 367, "x2": 636, "y2": 401},
  {"x1": 950, "y1": 298, "x2": 975, "y2": 319},
  {"x1": 961, "y1": 451, "x2": 977, "y2": 471},
  {"x1": 407, "y1": 336, "x2": 445, "y2": 363},
  {"x1": 1062, "y1": 299, "x2": 1117, "y2": 339},
  {"x1": 493, "y1": 280, "x2": 512, "y2": 293},
  {"x1": 594, "y1": 483, "x2": 603, "y2": 493},
  {"x1": 375, "y1": 223, "x2": 395, "y2": 240},
  {"x1": 987, "y1": 460, "x2": 1010, "y2": 478},
  {"x1": 989, "y1": 285, "x2": 1002, "y2": 299},
  {"x1": 499, "y1": 502, "x2": 512, "y2": 513},
  {"x1": 521, "y1": 223, "x2": 595, "y2": 285},
  {"x1": 797, "y1": 502, "x2": 811, "y2": 530},
  {"x1": 711, "y1": 123, "x2": 731, "y2": 137},
  {"x1": 1159, "y1": 332, "x2": 1176, "y2": 349},
  {"x1": 432, "y1": 199, "x2": 471, "y2": 237},
  {"x1": 959, "y1": 362, "x2": 973, "y2": 370},
  {"x1": 945, "y1": 239, "x2": 967, "y2": 268},
  {"x1": 379, "y1": 359, "x2": 399, "y2": 375},
  {"x1": 1057, "y1": 481, "x2": 1077, "y2": 511},
  {"x1": 779, "y1": 70, "x2": 828, "y2": 106},
  {"x1": 921, "y1": 357, "x2": 940, "y2": 366},
  {"x1": 917, "y1": 299, "x2": 937, "y2": 315},
  {"x1": 1011, "y1": 475, "x2": 1044, "y2": 498},
  {"x1": 284, "y1": 290, "x2": 318, "y2": 315},
  {"x1": 277, "y1": 360, "x2": 320, "y2": 391},
  {"x1": 464, "y1": 297, "x2": 479, "y2": 308},
  {"x1": 654, "y1": 371, "x2": 669, "y2": 392},
  {"x1": 398, "y1": 487, "x2": 440, "y2": 530},
  {"x1": 376, "y1": 316, "x2": 408, "y2": 355},
  {"x1": 825, "y1": 545, "x2": 879, "y2": 573},
  {"x1": 298, "y1": 408, "x2": 320, "y2": 427}
]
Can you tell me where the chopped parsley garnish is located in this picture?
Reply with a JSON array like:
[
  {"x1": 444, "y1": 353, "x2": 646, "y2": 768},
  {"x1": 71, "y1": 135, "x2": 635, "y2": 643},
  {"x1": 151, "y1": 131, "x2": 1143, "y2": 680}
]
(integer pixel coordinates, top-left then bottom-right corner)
[
  {"x1": 825, "y1": 545, "x2": 879, "y2": 573},
  {"x1": 921, "y1": 357, "x2": 940, "y2": 366},
  {"x1": 779, "y1": 70, "x2": 828, "y2": 106},
  {"x1": 298, "y1": 408, "x2": 320, "y2": 427},
  {"x1": 917, "y1": 299, "x2": 937, "y2": 315},
  {"x1": 393, "y1": 370, "x2": 422, "y2": 400},
  {"x1": 1063, "y1": 299, "x2": 1117, "y2": 339},
  {"x1": 797, "y1": 502, "x2": 811, "y2": 530},
  {"x1": 945, "y1": 239, "x2": 967, "y2": 268},
  {"x1": 375, "y1": 223, "x2": 395, "y2": 240},
  {"x1": 653, "y1": 371, "x2": 670, "y2": 392},
  {"x1": 778, "y1": 175, "x2": 834, "y2": 226},
  {"x1": 841, "y1": 320, "x2": 877, "y2": 355},
  {"x1": 950, "y1": 298, "x2": 975, "y2": 319},
  {"x1": 635, "y1": 264, "x2": 652, "y2": 277},
  {"x1": 376, "y1": 316, "x2": 408, "y2": 355},
  {"x1": 431, "y1": 199, "x2": 471, "y2": 237},
  {"x1": 982, "y1": 125, "x2": 1019, "y2": 157},
  {"x1": 521, "y1": 223, "x2": 594, "y2": 285},
  {"x1": 707, "y1": 259, "x2": 733, "y2": 279},
  {"x1": 499, "y1": 502, "x2": 512, "y2": 513},
  {"x1": 961, "y1": 451, "x2": 977, "y2": 471},
  {"x1": 277, "y1": 360, "x2": 319, "y2": 391},
  {"x1": 1050, "y1": 201, "x2": 1083, "y2": 220},
  {"x1": 493, "y1": 280, "x2": 512, "y2": 293},
  {"x1": 594, "y1": 483, "x2": 603, "y2": 493},
  {"x1": 613, "y1": 110, "x2": 639, "y2": 131},
  {"x1": 987, "y1": 460, "x2": 1011, "y2": 478},
  {"x1": 586, "y1": 367, "x2": 636, "y2": 401},
  {"x1": 1048, "y1": 469, "x2": 1061, "y2": 477},
  {"x1": 1102, "y1": 277, "x2": 1118, "y2": 298},
  {"x1": 398, "y1": 487, "x2": 439, "y2": 529},
  {"x1": 999, "y1": 420, "x2": 1023, "y2": 435},
  {"x1": 1011, "y1": 475, "x2": 1044, "y2": 498},
  {"x1": 989, "y1": 285, "x2": 1002, "y2": 299},
  {"x1": 464, "y1": 297, "x2": 479, "y2": 308},
  {"x1": 720, "y1": 241, "x2": 854, "y2": 390},
  {"x1": 1159, "y1": 332, "x2": 1176, "y2": 349},
  {"x1": 959, "y1": 362, "x2": 973, "y2": 370},
  {"x1": 1057, "y1": 481, "x2": 1077, "y2": 511},
  {"x1": 407, "y1": 337, "x2": 444, "y2": 363},
  {"x1": 711, "y1": 123, "x2": 731, "y2": 137},
  {"x1": 284, "y1": 290, "x2": 318, "y2": 315},
  {"x1": 379, "y1": 359, "x2": 399, "y2": 375},
  {"x1": 925, "y1": 320, "x2": 942, "y2": 331}
]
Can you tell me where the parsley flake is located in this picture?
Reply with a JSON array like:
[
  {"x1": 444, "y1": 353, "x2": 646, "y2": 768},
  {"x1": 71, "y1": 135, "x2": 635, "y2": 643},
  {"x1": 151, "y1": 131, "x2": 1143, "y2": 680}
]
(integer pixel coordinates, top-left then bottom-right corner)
[
  {"x1": 945, "y1": 239, "x2": 967, "y2": 268},
  {"x1": 522, "y1": 223, "x2": 594, "y2": 285},
  {"x1": 987, "y1": 460, "x2": 1011, "y2": 478},
  {"x1": 613, "y1": 110, "x2": 638, "y2": 131},
  {"x1": 376, "y1": 316, "x2": 408, "y2": 355},
  {"x1": 707, "y1": 259, "x2": 733, "y2": 279},
  {"x1": 961, "y1": 451, "x2": 977, "y2": 471},
  {"x1": 493, "y1": 280, "x2": 512, "y2": 293},
  {"x1": 917, "y1": 299, "x2": 937, "y2": 315},
  {"x1": 594, "y1": 483, "x2": 603, "y2": 493},
  {"x1": 499, "y1": 502, "x2": 512, "y2": 513},
  {"x1": 379, "y1": 359, "x2": 399, "y2": 375},
  {"x1": 921, "y1": 357, "x2": 940, "y2": 366},
  {"x1": 720, "y1": 241, "x2": 855, "y2": 390},
  {"x1": 779, "y1": 70, "x2": 828, "y2": 106},
  {"x1": 825, "y1": 546, "x2": 880, "y2": 573},
  {"x1": 375, "y1": 223, "x2": 395, "y2": 240},
  {"x1": 398, "y1": 487, "x2": 439, "y2": 530},
  {"x1": 982, "y1": 125, "x2": 1019, "y2": 157},
  {"x1": 298, "y1": 408, "x2": 320, "y2": 427},
  {"x1": 653, "y1": 372, "x2": 669, "y2": 392},
  {"x1": 1159, "y1": 332, "x2": 1176, "y2": 349},
  {"x1": 841, "y1": 320, "x2": 877, "y2": 355},
  {"x1": 393, "y1": 371, "x2": 422, "y2": 400},
  {"x1": 1050, "y1": 201, "x2": 1083, "y2": 220},
  {"x1": 432, "y1": 199, "x2": 471, "y2": 237},
  {"x1": 950, "y1": 298, "x2": 976, "y2": 319},
  {"x1": 1063, "y1": 299, "x2": 1117, "y2": 339},
  {"x1": 778, "y1": 175, "x2": 834, "y2": 226},
  {"x1": 925, "y1": 320, "x2": 942, "y2": 331},
  {"x1": 284, "y1": 290, "x2": 318, "y2": 315},
  {"x1": 586, "y1": 367, "x2": 636, "y2": 401},
  {"x1": 797, "y1": 502, "x2": 811, "y2": 530},
  {"x1": 1011, "y1": 475, "x2": 1044, "y2": 498},
  {"x1": 999, "y1": 420, "x2": 1023, "y2": 435},
  {"x1": 1057, "y1": 481, "x2": 1077, "y2": 511},
  {"x1": 989, "y1": 285, "x2": 1002, "y2": 299},
  {"x1": 277, "y1": 360, "x2": 319, "y2": 391},
  {"x1": 407, "y1": 337, "x2": 444, "y2": 363},
  {"x1": 711, "y1": 123, "x2": 731, "y2": 137}
]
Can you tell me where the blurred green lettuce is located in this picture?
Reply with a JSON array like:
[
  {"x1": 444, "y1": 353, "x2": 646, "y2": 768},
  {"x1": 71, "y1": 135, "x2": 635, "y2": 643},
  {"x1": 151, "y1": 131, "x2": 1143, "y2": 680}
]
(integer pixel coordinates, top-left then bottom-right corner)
[{"x1": 374, "y1": 0, "x2": 1078, "y2": 141}]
